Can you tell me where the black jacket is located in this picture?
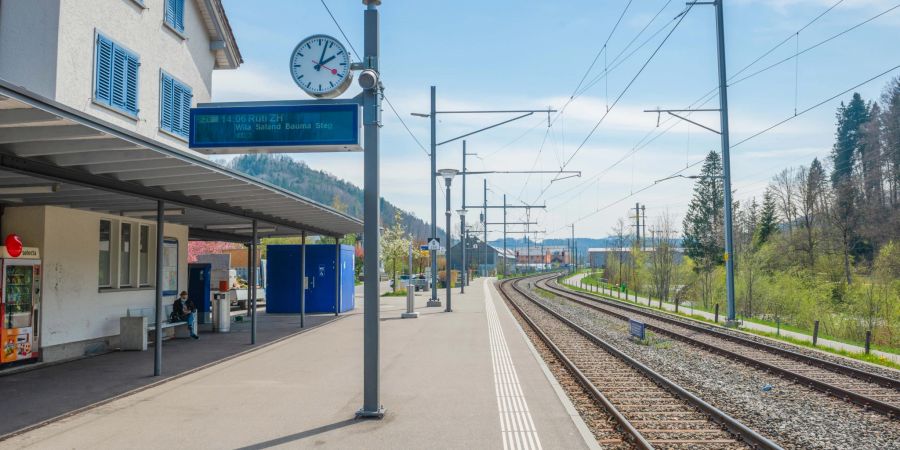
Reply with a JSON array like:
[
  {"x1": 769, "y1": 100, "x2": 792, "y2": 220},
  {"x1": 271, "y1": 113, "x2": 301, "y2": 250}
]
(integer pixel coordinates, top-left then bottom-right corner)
[{"x1": 172, "y1": 298, "x2": 196, "y2": 321}]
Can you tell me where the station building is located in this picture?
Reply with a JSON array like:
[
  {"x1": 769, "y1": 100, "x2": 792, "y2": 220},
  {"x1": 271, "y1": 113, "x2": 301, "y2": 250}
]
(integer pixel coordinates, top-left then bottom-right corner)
[{"x1": 0, "y1": 0, "x2": 361, "y2": 365}]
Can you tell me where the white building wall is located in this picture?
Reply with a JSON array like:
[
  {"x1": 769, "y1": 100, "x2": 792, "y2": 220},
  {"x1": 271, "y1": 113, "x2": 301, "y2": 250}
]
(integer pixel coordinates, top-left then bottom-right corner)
[
  {"x1": 54, "y1": 0, "x2": 215, "y2": 150},
  {"x1": 2, "y1": 206, "x2": 188, "y2": 356},
  {"x1": 1, "y1": 0, "x2": 217, "y2": 151},
  {"x1": 0, "y1": 0, "x2": 61, "y2": 98}
]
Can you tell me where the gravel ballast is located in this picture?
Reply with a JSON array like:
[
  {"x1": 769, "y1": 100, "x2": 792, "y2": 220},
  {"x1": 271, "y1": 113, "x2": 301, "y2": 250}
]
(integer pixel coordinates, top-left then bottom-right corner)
[{"x1": 518, "y1": 282, "x2": 900, "y2": 450}]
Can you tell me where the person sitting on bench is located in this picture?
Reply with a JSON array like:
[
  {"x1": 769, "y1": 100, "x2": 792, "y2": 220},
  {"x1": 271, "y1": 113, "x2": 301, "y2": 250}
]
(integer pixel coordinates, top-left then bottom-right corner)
[{"x1": 172, "y1": 291, "x2": 199, "y2": 339}]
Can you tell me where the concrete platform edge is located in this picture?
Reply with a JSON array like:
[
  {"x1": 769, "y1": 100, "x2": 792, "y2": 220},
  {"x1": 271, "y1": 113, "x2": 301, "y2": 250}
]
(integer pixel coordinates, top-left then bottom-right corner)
[
  {"x1": 0, "y1": 314, "x2": 350, "y2": 443},
  {"x1": 490, "y1": 280, "x2": 601, "y2": 450}
]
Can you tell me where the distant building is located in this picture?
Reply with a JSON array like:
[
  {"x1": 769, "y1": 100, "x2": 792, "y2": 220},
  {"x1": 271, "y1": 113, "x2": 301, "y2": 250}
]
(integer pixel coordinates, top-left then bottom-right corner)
[{"x1": 448, "y1": 241, "x2": 515, "y2": 276}]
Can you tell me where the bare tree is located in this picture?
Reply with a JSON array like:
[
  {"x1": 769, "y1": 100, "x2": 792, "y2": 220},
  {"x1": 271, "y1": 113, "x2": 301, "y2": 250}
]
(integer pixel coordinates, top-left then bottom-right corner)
[
  {"x1": 610, "y1": 218, "x2": 628, "y2": 287},
  {"x1": 827, "y1": 180, "x2": 859, "y2": 284},
  {"x1": 649, "y1": 212, "x2": 676, "y2": 305},
  {"x1": 771, "y1": 168, "x2": 798, "y2": 238},
  {"x1": 796, "y1": 159, "x2": 826, "y2": 268}
]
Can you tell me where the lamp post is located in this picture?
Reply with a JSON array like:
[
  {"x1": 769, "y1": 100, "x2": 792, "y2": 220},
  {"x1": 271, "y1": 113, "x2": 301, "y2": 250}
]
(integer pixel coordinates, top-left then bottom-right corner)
[
  {"x1": 457, "y1": 208, "x2": 468, "y2": 293},
  {"x1": 438, "y1": 168, "x2": 458, "y2": 312}
]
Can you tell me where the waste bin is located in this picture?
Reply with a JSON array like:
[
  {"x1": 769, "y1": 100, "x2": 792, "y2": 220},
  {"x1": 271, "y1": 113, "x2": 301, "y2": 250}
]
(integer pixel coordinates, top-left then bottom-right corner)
[{"x1": 213, "y1": 293, "x2": 231, "y2": 332}]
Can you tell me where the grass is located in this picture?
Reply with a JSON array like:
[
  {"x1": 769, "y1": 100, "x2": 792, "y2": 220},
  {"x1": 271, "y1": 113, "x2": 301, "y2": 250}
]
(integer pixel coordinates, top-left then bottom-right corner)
[
  {"x1": 634, "y1": 331, "x2": 671, "y2": 349},
  {"x1": 560, "y1": 275, "x2": 900, "y2": 370},
  {"x1": 744, "y1": 328, "x2": 900, "y2": 371},
  {"x1": 381, "y1": 290, "x2": 408, "y2": 297}
]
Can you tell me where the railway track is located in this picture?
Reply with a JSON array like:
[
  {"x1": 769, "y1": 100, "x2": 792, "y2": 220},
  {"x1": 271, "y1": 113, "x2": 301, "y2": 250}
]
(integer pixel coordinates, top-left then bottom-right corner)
[
  {"x1": 498, "y1": 276, "x2": 780, "y2": 450},
  {"x1": 540, "y1": 274, "x2": 900, "y2": 418}
]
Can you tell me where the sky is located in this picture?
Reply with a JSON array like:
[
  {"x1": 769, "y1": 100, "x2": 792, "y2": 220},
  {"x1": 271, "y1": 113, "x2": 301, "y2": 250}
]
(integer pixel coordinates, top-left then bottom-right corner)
[{"x1": 213, "y1": 0, "x2": 900, "y2": 241}]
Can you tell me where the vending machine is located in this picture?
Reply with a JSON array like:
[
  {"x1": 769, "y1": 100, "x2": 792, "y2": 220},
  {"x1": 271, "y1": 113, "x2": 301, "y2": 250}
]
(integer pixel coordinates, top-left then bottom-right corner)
[{"x1": 0, "y1": 246, "x2": 41, "y2": 365}]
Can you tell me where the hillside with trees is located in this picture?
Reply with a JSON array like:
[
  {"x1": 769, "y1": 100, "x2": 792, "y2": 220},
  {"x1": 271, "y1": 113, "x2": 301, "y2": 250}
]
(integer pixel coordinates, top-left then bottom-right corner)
[{"x1": 227, "y1": 154, "x2": 437, "y2": 241}]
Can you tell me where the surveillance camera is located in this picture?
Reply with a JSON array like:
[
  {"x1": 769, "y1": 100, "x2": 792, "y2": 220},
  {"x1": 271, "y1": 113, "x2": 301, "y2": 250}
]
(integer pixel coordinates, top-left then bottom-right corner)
[{"x1": 358, "y1": 69, "x2": 378, "y2": 90}]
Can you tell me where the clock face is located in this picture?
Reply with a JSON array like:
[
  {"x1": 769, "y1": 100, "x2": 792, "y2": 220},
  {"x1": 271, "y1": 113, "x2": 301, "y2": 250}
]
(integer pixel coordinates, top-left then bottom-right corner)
[{"x1": 290, "y1": 35, "x2": 353, "y2": 99}]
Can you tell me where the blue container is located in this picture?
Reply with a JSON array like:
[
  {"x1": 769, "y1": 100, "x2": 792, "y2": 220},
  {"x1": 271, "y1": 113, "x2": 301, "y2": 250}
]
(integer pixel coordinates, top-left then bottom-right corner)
[{"x1": 266, "y1": 244, "x2": 355, "y2": 314}]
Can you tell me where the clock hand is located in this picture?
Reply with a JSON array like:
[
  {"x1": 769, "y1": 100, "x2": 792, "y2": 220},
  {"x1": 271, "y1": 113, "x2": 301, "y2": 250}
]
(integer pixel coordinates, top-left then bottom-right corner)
[
  {"x1": 312, "y1": 60, "x2": 340, "y2": 75},
  {"x1": 316, "y1": 42, "x2": 327, "y2": 71},
  {"x1": 319, "y1": 55, "x2": 337, "y2": 66}
]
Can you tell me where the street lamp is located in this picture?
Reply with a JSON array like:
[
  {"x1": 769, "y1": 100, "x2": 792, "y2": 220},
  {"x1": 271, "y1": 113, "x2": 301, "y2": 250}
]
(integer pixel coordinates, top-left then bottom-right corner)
[
  {"x1": 457, "y1": 208, "x2": 468, "y2": 293},
  {"x1": 437, "y1": 168, "x2": 458, "y2": 312}
]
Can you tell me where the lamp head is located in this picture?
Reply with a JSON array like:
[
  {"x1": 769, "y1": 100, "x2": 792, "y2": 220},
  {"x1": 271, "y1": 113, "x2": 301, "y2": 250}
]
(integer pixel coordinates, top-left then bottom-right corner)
[
  {"x1": 456, "y1": 209, "x2": 468, "y2": 217},
  {"x1": 437, "y1": 168, "x2": 459, "y2": 184}
]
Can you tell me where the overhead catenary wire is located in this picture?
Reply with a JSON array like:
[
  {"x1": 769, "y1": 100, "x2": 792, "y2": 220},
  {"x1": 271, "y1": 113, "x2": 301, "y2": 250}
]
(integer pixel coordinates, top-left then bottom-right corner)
[
  {"x1": 546, "y1": 4, "x2": 696, "y2": 197},
  {"x1": 550, "y1": 63, "x2": 900, "y2": 234},
  {"x1": 536, "y1": 0, "x2": 856, "y2": 218},
  {"x1": 570, "y1": 0, "x2": 636, "y2": 104}
]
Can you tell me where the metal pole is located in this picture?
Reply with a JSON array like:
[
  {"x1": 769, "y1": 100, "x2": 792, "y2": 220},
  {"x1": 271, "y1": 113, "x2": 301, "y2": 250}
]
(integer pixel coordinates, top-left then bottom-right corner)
[
  {"x1": 300, "y1": 230, "x2": 306, "y2": 328},
  {"x1": 571, "y1": 224, "x2": 576, "y2": 273},
  {"x1": 250, "y1": 219, "x2": 257, "y2": 345},
  {"x1": 460, "y1": 213, "x2": 466, "y2": 293},
  {"x1": 525, "y1": 209, "x2": 530, "y2": 274},
  {"x1": 429, "y1": 85, "x2": 438, "y2": 304},
  {"x1": 483, "y1": 179, "x2": 487, "y2": 277},
  {"x1": 445, "y1": 179, "x2": 453, "y2": 312},
  {"x1": 335, "y1": 236, "x2": 341, "y2": 316},
  {"x1": 465, "y1": 226, "x2": 469, "y2": 286},
  {"x1": 359, "y1": 0, "x2": 384, "y2": 419},
  {"x1": 502, "y1": 194, "x2": 507, "y2": 277},
  {"x1": 153, "y1": 200, "x2": 164, "y2": 376},
  {"x1": 461, "y1": 140, "x2": 466, "y2": 293},
  {"x1": 715, "y1": 0, "x2": 737, "y2": 326}
]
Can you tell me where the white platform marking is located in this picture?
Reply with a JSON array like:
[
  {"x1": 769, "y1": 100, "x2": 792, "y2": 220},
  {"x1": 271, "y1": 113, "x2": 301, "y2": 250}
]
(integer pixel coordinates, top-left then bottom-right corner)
[{"x1": 485, "y1": 282, "x2": 542, "y2": 450}]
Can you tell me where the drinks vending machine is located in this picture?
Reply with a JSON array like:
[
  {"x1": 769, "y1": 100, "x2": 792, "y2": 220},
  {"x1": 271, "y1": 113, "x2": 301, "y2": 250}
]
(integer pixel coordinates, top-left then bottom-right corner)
[{"x1": 0, "y1": 245, "x2": 41, "y2": 365}]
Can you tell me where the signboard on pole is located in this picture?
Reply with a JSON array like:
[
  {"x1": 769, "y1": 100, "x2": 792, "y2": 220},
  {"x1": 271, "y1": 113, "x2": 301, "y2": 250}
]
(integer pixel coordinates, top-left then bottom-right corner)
[
  {"x1": 629, "y1": 319, "x2": 646, "y2": 340},
  {"x1": 427, "y1": 239, "x2": 440, "y2": 251},
  {"x1": 189, "y1": 103, "x2": 362, "y2": 154}
]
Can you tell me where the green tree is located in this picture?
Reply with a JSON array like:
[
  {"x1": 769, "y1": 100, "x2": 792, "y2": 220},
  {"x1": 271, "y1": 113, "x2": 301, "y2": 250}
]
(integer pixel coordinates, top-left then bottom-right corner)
[
  {"x1": 682, "y1": 150, "x2": 724, "y2": 308},
  {"x1": 832, "y1": 93, "x2": 871, "y2": 185},
  {"x1": 755, "y1": 188, "x2": 778, "y2": 248}
]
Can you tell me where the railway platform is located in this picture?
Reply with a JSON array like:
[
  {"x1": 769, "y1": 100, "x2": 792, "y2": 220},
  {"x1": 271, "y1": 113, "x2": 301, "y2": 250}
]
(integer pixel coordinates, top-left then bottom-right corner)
[{"x1": 0, "y1": 278, "x2": 597, "y2": 449}]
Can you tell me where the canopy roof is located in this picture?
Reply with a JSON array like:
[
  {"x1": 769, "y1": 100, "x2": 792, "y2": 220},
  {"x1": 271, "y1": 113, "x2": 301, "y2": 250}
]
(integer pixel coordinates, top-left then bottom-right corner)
[{"x1": 0, "y1": 79, "x2": 362, "y2": 241}]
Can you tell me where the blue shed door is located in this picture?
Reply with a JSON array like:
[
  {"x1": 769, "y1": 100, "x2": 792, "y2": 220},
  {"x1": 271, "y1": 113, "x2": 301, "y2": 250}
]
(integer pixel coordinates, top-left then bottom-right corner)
[
  {"x1": 266, "y1": 245, "x2": 302, "y2": 314},
  {"x1": 304, "y1": 245, "x2": 337, "y2": 313},
  {"x1": 188, "y1": 264, "x2": 211, "y2": 323}
]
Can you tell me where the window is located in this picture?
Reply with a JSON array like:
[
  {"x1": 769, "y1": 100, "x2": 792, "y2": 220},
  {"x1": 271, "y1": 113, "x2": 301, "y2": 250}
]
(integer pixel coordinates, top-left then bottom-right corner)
[
  {"x1": 99, "y1": 220, "x2": 112, "y2": 287},
  {"x1": 159, "y1": 72, "x2": 192, "y2": 138},
  {"x1": 120, "y1": 223, "x2": 132, "y2": 286},
  {"x1": 139, "y1": 225, "x2": 150, "y2": 286},
  {"x1": 164, "y1": 0, "x2": 185, "y2": 34},
  {"x1": 94, "y1": 33, "x2": 139, "y2": 116}
]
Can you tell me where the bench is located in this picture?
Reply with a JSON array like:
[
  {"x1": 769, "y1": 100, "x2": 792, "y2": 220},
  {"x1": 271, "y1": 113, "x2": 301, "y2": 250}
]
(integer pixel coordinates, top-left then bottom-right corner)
[{"x1": 119, "y1": 305, "x2": 195, "y2": 351}]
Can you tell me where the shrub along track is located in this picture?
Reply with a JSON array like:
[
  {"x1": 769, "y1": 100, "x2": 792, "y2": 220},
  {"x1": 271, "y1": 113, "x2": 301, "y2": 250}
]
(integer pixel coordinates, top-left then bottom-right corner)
[
  {"x1": 498, "y1": 276, "x2": 779, "y2": 450},
  {"x1": 542, "y1": 275, "x2": 900, "y2": 419}
]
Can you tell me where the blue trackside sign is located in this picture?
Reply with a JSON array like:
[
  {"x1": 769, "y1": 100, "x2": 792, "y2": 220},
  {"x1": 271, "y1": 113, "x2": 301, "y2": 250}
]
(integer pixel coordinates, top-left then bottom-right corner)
[
  {"x1": 629, "y1": 319, "x2": 646, "y2": 340},
  {"x1": 189, "y1": 103, "x2": 361, "y2": 154}
]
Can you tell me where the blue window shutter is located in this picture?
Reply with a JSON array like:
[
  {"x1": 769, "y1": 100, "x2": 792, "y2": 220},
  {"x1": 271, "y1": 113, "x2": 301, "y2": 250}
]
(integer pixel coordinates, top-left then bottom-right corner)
[
  {"x1": 160, "y1": 73, "x2": 174, "y2": 132},
  {"x1": 175, "y1": 0, "x2": 185, "y2": 33},
  {"x1": 171, "y1": 82, "x2": 183, "y2": 135},
  {"x1": 125, "y1": 53, "x2": 139, "y2": 114},
  {"x1": 94, "y1": 35, "x2": 113, "y2": 105},
  {"x1": 164, "y1": 0, "x2": 176, "y2": 29},
  {"x1": 110, "y1": 46, "x2": 127, "y2": 110},
  {"x1": 180, "y1": 83, "x2": 192, "y2": 137}
]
